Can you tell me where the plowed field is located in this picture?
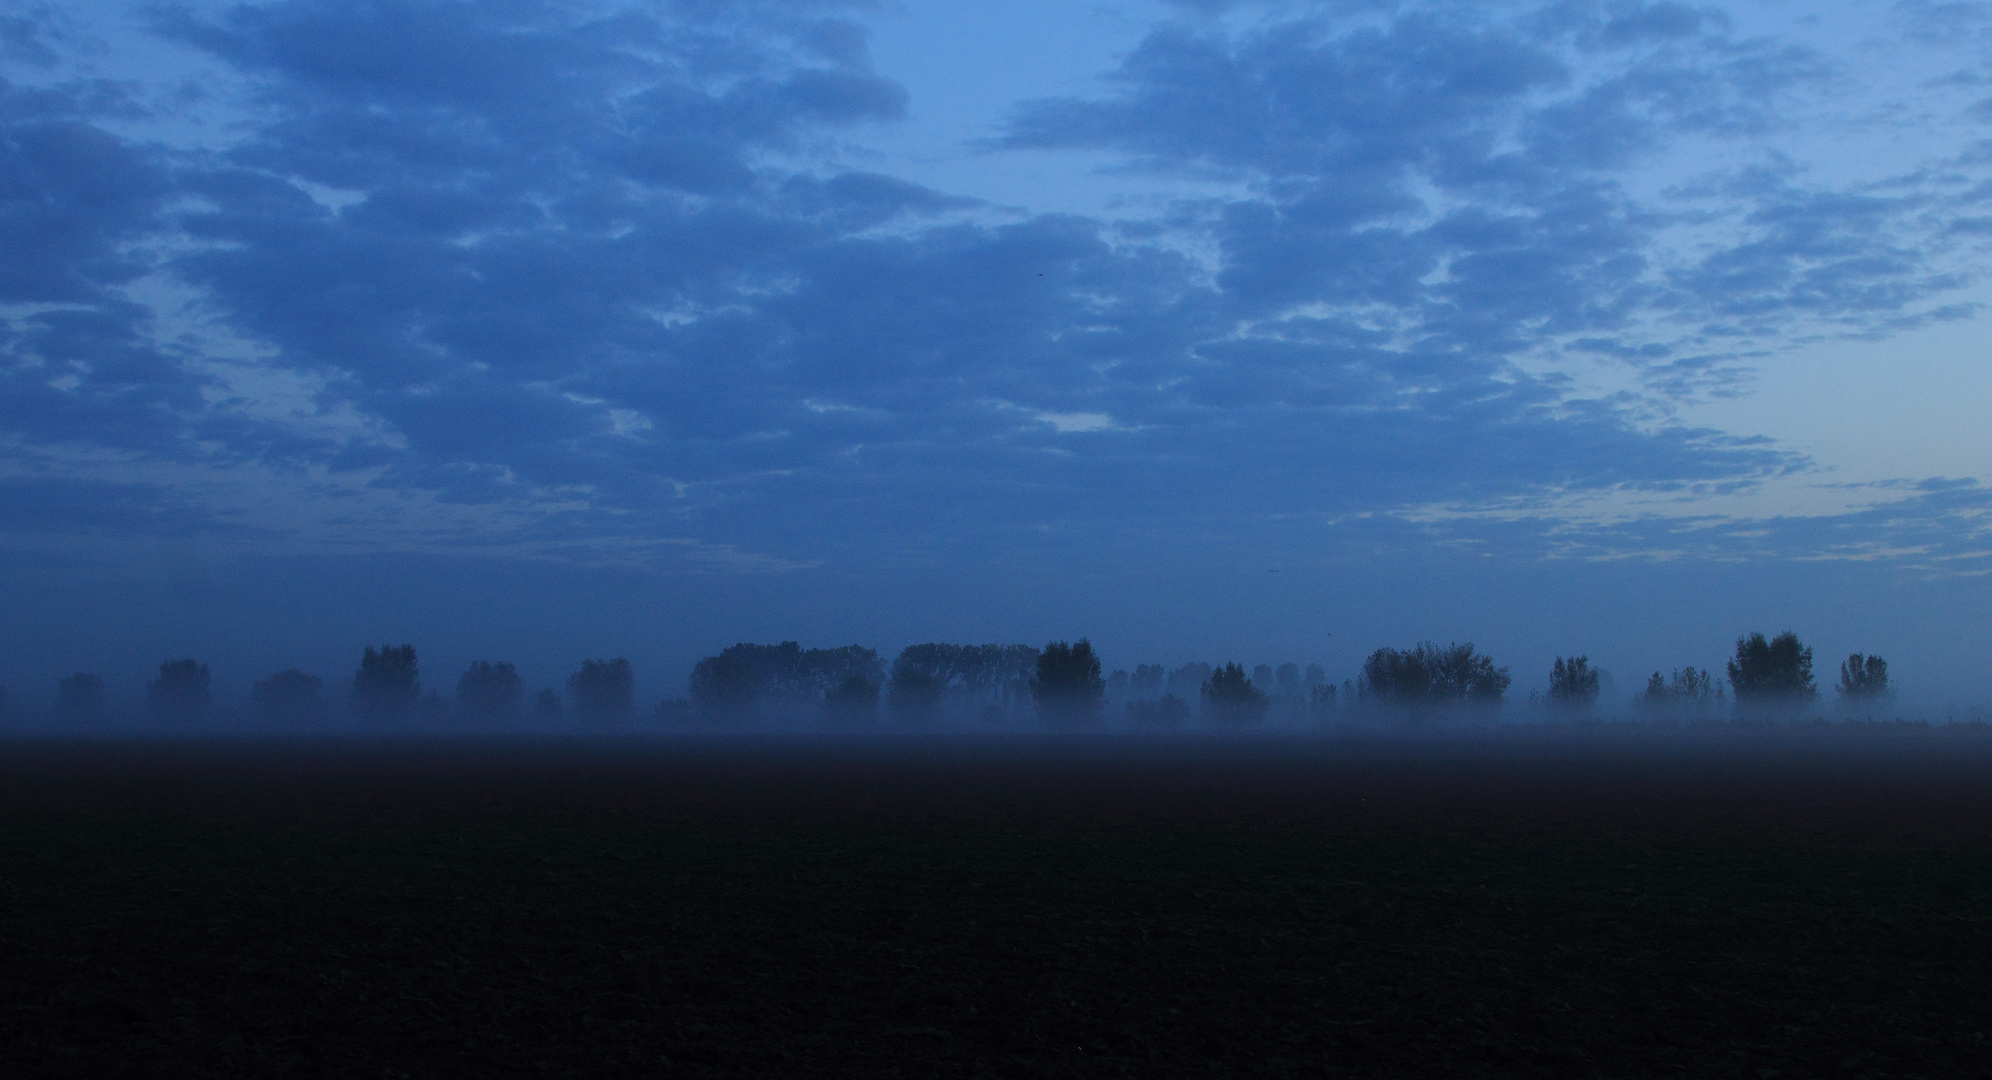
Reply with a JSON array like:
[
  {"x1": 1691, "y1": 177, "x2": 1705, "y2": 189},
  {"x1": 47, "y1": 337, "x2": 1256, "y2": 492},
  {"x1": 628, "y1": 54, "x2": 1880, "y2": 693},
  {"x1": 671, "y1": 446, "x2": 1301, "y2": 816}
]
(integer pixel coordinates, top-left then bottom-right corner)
[{"x1": 2, "y1": 730, "x2": 1988, "y2": 1078}]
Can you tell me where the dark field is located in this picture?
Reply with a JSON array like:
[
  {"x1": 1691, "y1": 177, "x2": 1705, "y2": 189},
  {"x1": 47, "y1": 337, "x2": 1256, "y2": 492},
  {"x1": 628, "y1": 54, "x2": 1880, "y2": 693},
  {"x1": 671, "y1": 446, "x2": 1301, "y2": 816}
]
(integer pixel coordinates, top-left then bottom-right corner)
[{"x1": 3, "y1": 730, "x2": 1990, "y2": 1078}]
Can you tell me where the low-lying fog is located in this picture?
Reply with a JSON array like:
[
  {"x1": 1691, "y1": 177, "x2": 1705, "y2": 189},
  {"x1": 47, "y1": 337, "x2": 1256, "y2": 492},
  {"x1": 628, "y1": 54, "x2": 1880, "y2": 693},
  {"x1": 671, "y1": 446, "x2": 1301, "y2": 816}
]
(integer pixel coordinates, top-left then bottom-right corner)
[{"x1": 4, "y1": 636, "x2": 1984, "y2": 734}]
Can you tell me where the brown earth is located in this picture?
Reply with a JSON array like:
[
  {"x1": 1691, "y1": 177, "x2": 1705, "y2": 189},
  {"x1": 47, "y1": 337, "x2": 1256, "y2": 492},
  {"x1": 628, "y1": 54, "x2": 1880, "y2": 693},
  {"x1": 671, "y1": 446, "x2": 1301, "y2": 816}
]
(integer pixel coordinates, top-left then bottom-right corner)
[{"x1": 1, "y1": 728, "x2": 1988, "y2": 1078}]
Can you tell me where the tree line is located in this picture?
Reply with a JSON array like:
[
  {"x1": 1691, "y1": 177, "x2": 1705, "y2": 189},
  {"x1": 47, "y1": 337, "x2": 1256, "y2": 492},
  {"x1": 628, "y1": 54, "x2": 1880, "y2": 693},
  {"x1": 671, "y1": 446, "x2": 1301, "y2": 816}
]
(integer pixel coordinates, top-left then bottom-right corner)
[
  {"x1": 22, "y1": 649, "x2": 636, "y2": 727},
  {"x1": 1542, "y1": 632, "x2": 1891, "y2": 718},
  {"x1": 2, "y1": 628, "x2": 1893, "y2": 728}
]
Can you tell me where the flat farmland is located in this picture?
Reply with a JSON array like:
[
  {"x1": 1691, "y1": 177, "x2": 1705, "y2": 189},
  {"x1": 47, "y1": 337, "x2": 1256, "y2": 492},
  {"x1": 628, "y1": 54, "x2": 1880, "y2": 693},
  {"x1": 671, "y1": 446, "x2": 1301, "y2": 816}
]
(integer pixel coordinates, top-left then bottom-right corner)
[{"x1": 2, "y1": 729, "x2": 1989, "y2": 1078}]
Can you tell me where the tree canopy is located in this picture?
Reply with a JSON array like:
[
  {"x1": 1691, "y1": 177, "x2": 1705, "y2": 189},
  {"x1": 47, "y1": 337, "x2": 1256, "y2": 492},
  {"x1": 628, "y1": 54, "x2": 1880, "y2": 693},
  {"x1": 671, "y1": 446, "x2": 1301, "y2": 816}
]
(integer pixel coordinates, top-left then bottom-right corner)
[
  {"x1": 1031, "y1": 640, "x2": 1105, "y2": 723},
  {"x1": 887, "y1": 643, "x2": 1036, "y2": 721},
  {"x1": 1547, "y1": 655, "x2": 1599, "y2": 708},
  {"x1": 458, "y1": 661, "x2": 524, "y2": 724},
  {"x1": 569, "y1": 658, "x2": 634, "y2": 725},
  {"x1": 351, "y1": 645, "x2": 420, "y2": 723},
  {"x1": 1837, "y1": 653, "x2": 1889, "y2": 702},
  {"x1": 1359, "y1": 642, "x2": 1510, "y2": 707},
  {"x1": 1201, "y1": 662, "x2": 1269, "y2": 724},
  {"x1": 1726, "y1": 632, "x2": 1814, "y2": 702},
  {"x1": 691, "y1": 642, "x2": 885, "y2": 720}
]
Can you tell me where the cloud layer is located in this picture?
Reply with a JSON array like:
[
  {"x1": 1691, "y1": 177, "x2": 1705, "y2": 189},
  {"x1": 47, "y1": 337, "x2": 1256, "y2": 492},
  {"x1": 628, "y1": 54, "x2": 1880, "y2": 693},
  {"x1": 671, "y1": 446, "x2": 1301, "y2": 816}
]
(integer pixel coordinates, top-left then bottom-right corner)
[{"x1": 3, "y1": 0, "x2": 1990, "y2": 581}]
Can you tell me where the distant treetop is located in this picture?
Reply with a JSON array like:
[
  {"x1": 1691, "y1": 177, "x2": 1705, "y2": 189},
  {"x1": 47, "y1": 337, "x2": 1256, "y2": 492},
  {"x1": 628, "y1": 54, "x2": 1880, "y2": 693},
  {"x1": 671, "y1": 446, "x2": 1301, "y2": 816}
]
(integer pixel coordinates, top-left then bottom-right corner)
[
  {"x1": 1547, "y1": 655, "x2": 1599, "y2": 708},
  {"x1": 148, "y1": 659, "x2": 211, "y2": 724},
  {"x1": 1201, "y1": 662, "x2": 1269, "y2": 724},
  {"x1": 1359, "y1": 642, "x2": 1509, "y2": 707},
  {"x1": 1837, "y1": 653, "x2": 1890, "y2": 701},
  {"x1": 1726, "y1": 632, "x2": 1814, "y2": 702},
  {"x1": 351, "y1": 645, "x2": 420, "y2": 723},
  {"x1": 1031, "y1": 640, "x2": 1105, "y2": 723}
]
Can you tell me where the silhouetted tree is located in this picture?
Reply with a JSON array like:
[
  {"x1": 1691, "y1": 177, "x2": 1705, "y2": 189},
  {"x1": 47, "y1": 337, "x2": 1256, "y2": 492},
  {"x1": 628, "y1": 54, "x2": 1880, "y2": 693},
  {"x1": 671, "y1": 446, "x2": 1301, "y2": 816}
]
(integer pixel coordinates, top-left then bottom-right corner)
[
  {"x1": 1837, "y1": 653, "x2": 1889, "y2": 702},
  {"x1": 55, "y1": 672, "x2": 106, "y2": 725},
  {"x1": 1638, "y1": 667, "x2": 1722, "y2": 718},
  {"x1": 1202, "y1": 662, "x2": 1269, "y2": 724},
  {"x1": 1276, "y1": 662, "x2": 1301, "y2": 696},
  {"x1": 887, "y1": 643, "x2": 1037, "y2": 722},
  {"x1": 1428, "y1": 643, "x2": 1510, "y2": 701},
  {"x1": 250, "y1": 669, "x2": 326, "y2": 725},
  {"x1": 1727, "y1": 632, "x2": 1814, "y2": 704},
  {"x1": 1126, "y1": 693, "x2": 1188, "y2": 724},
  {"x1": 1547, "y1": 655, "x2": 1600, "y2": 709},
  {"x1": 692, "y1": 642, "x2": 886, "y2": 721},
  {"x1": 1359, "y1": 642, "x2": 1508, "y2": 709},
  {"x1": 690, "y1": 648, "x2": 757, "y2": 718},
  {"x1": 1305, "y1": 663, "x2": 1326, "y2": 690},
  {"x1": 1360, "y1": 647, "x2": 1430, "y2": 704},
  {"x1": 804, "y1": 646, "x2": 884, "y2": 702},
  {"x1": 823, "y1": 673, "x2": 879, "y2": 722},
  {"x1": 1032, "y1": 639, "x2": 1104, "y2": 723},
  {"x1": 886, "y1": 662, "x2": 944, "y2": 720},
  {"x1": 532, "y1": 689, "x2": 562, "y2": 723},
  {"x1": 351, "y1": 645, "x2": 419, "y2": 723},
  {"x1": 147, "y1": 659, "x2": 211, "y2": 724},
  {"x1": 1130, "y1": 663, "x2": 1164, "y2": 698},
  {"x1": 457, "y1": 661, "x2": 524, "y2": 725},
  {"x1": 569, "y1": 658, "x2": 634, "y2": 725}
]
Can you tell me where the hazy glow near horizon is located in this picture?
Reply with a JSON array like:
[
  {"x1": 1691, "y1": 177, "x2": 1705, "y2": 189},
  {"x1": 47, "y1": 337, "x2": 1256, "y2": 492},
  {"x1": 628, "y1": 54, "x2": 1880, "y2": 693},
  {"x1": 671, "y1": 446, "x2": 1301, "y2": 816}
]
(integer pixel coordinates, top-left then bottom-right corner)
[{"x1": 2, "y1": 0, "x2": 1990, "y2": 705}]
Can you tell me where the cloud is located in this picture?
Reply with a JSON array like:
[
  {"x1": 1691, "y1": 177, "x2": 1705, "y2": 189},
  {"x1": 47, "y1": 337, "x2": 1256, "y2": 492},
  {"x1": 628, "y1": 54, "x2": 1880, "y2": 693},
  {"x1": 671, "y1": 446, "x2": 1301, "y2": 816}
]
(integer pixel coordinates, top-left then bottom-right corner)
[{"x1": 0, "y1": 0, "x2": 1986, "y2": 581}]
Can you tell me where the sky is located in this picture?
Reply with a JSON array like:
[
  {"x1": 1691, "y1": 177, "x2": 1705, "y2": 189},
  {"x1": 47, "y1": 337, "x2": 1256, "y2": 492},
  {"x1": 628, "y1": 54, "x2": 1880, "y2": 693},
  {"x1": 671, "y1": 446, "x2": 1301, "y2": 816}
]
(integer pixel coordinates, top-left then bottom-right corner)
[{"x1": 3, "y1": 0, "x2": 1991, "y2": 711}]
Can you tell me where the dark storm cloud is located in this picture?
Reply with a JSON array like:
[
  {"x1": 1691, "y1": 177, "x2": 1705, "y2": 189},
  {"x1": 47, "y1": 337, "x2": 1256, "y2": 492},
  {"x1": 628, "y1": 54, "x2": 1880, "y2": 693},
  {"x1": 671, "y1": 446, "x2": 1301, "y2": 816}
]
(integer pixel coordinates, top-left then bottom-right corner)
[{"x1": 0, "y1": 0, "x2": 1982, "y2": 566}]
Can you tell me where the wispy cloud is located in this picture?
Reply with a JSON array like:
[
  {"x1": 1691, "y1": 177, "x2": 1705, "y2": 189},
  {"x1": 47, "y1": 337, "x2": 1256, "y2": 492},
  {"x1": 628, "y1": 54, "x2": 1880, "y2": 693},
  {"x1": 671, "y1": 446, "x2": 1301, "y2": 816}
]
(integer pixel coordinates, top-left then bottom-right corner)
[{"x1": 0, "y1": 0, "x2": 1987, "y2": 579}]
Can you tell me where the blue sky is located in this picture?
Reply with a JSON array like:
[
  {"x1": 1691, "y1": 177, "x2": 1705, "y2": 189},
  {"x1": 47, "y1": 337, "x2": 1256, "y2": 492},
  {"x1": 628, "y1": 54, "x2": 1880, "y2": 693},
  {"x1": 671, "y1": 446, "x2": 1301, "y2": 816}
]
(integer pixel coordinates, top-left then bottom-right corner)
[{"x1": 3, "y1": 0, "x2": 1991, "y2": 709}]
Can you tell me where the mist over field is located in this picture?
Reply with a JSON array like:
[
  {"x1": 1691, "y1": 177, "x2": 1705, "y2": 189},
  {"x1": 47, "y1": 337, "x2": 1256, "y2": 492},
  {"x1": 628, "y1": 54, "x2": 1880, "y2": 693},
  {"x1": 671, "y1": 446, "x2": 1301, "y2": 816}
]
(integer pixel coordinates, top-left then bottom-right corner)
[{"x1": 3, "y1": 624, "x2": 1973, "y2": 734}]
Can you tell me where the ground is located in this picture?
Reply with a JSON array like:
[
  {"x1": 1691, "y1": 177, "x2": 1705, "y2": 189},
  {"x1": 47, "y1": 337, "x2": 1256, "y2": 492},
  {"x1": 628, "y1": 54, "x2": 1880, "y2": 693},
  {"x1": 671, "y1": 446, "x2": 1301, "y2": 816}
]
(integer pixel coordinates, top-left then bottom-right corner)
[{"x1": 1, "y1": 727, "x2": 1988, "y2": 1077}]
